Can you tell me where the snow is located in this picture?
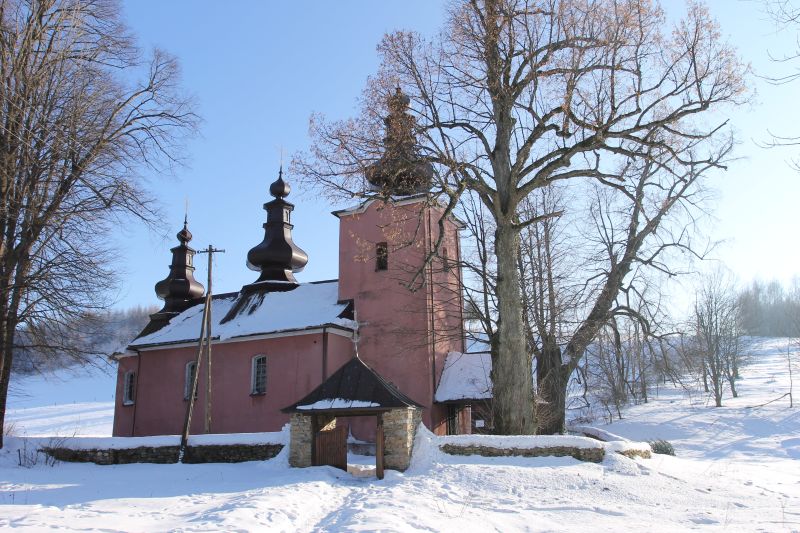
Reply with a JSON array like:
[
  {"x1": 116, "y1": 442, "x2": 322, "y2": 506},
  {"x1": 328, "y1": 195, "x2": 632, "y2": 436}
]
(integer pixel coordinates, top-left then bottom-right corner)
[
  {"x1": 567, "y1": 425, "x2": 632, "y2": 443},
  {"x1": 438, "y1": 433, "x2": 605, "y2": 450},
  {"x1": 296, "y1": 399, "x2": 380, "y2": 410},
  {"x1": 435, "y1": 352, "x2": 491, "y2": 402},
  {"x1": 15, "y1": 429, "x2": 288, "y2": 451},
  {"x1": 131, "y1": 281, "x2": 355, "y2": 348},
  {"x1": 6, "y1": 363, "x2": 116, "y2": 437},
  {"x1": 437, "y1": 432, "x2": 650, "y2": 454},
  {"x1": 1, "y1": 337, "x2": 799, "y2": 531}
]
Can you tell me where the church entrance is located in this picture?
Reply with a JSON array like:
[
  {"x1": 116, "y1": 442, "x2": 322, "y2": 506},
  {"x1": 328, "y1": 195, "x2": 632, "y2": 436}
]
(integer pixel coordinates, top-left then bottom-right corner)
[
  {"x1": 284, "y1": 355, "x2": 423, "y2": 479},
  {"x1": 313, "y1": 420, "x2": 347, "y2": 470}
]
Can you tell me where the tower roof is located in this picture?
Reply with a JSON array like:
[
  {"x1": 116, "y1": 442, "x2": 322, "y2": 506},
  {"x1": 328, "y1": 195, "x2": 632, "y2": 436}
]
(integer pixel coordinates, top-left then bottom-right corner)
[
  {"x1": 150, "y1": 218, "x2": 205, "y2": 325},
  {"x1": 244, "y1": 168, "x2": 308, "y2": 292},
  {"x1": 365, "y1": 88, "x2": 433, "y2": 196}
]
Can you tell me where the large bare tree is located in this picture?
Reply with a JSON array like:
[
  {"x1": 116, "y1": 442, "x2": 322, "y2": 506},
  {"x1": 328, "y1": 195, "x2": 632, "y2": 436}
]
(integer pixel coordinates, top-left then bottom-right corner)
[
  {"x1": 295, "y1": 0, "x2": 746, "y2": 434},
  {"x1": 0, "y1": 0, "x2": 197, "y2": 446}
]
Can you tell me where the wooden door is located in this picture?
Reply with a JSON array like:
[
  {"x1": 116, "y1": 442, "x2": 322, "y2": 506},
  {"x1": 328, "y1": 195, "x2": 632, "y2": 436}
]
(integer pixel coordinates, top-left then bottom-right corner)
[{"x1": 314, "y1": 425, "x2": 347, "y2": 471}]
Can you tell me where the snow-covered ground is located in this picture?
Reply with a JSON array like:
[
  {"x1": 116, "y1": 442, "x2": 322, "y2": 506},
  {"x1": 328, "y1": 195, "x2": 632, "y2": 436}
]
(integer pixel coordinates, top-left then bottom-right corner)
[{"x1": 1, "y1": 338, "x2": 799, "y2": 531}]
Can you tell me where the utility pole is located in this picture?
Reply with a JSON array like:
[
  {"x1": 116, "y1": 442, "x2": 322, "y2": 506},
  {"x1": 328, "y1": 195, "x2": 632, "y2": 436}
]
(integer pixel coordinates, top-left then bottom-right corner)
[
  {"x1": 179, "y1": 244, "x2": 224, "y2": 462},
  {"x1": 197, "y1": 245, "x2": 225, "y2": 434}
]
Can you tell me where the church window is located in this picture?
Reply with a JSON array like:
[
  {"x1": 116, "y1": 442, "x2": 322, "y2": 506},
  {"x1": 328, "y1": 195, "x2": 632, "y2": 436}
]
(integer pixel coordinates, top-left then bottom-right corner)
[
  {"x1": 123, "y1": 371, "x2": 136, "y2": 405},
  {"x1": 251, "y1": 355, "x2": 267, "y2": 395},
  {"x1": 184, "y1": 361, "x2": 197, "y2": 400},
  {"x1": 376, "y1": 242, "x2": 388, "y2": 271},
  {"x1": 442, "y1": 247, "x2": 450, "y2": 272}
]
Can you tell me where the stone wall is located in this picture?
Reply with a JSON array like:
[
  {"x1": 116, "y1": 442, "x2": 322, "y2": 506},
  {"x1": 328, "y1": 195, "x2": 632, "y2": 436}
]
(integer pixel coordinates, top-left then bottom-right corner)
[
  {"x1": 383, "y1": 408, "x2": 421, "y2": 471},
  {"x1": 44, "y1": 446, "x2": 179, "y2": 465},
  {"x1": 43, "y1": 443, "x2": 283, "y2": 465},
  {"x1": 289, "y1": 413, "x2": 313, "y2": 467},
  {"x1": 440, "y1": 443, "x2": 606, "y2": 463},
  {"x1": 182, "y1": 444, "x2": 283, "y2": 463}
]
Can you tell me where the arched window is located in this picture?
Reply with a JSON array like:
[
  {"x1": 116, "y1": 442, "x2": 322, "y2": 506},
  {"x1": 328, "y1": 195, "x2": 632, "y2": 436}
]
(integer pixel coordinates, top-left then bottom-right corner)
[
  {"x1": 251, "y1": 355, "x2": 267, "y2": 395},
  {"x1": 184, "y1": 361, "x2": 197, "y2": 400},
  {"x1": 123, "y1": 371, "x2": 136, "y2": 406}
]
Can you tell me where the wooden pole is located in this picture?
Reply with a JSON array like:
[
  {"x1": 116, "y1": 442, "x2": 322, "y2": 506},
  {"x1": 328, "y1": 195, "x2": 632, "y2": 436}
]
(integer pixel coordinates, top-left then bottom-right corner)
[
  {"x1": 179, "y1": 245, "x2": 225, "y2": 460},
  {"x1": 197, "y1": 246, "x2": 224, "y2": 435},
  {"x1": 179, "y1": 295, "x2": 209, "y2": 461},
  {"x1": 204, "y1": 247, "x2": 213, "y2": 434},
  {"x1": 376, "y1": 413, "x2": 384, "y2": 480}
]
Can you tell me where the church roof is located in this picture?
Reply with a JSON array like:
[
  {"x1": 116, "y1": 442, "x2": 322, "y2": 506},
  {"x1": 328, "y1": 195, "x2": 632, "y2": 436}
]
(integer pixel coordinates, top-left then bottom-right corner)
[
  {"x1": 283, "y1": 356, "x2": 422, "y2": 414},
  {"x1": 129, "y1": 280, "x2": 355, "y2": 350}
]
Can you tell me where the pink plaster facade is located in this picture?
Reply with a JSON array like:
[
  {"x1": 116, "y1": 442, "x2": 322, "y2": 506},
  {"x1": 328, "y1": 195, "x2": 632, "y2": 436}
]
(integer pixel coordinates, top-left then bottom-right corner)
[
  {"x1": 335, "y1": 198, "x2": 464, "y2": 435},
  {"x1": 113, "y1": 197, "x2": 465, "y2": 439},
  {"x1": 113, "y1": 330, "x2": 354, "y2": 437}
]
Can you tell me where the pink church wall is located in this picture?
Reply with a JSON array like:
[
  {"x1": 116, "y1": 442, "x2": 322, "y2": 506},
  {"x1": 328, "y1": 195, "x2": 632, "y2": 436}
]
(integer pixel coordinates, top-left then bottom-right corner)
[
  {"x1": 337, "y1": 198, "x2": 464, "y2": 435},
  {"x1": 112, "y1": 330, "x2": 354, "y2": 437}
]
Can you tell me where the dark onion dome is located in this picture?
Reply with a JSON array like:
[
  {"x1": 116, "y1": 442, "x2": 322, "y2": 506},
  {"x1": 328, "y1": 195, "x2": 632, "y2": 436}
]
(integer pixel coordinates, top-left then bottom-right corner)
[
  {"x1": 152, "y1": 217, "x2": 205, "y2": 318},
  {"x1": 365, "y1": 87, "x2": 433, "y2": 196},
  {"x1": 244, "y1": 168, "x2": 308, "y2": 292}
]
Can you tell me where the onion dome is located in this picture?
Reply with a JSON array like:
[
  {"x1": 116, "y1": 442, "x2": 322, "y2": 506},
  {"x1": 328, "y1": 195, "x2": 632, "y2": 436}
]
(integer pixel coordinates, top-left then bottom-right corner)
[
  {"x1": 244, "y1": 168, "x2": 308, "y2": 292},
  {"x1": 151, "y1": 217, "x2": 205, "y2": 320},
  {"x1": 365, "y1": 87, "x2": 433, "y2": 196}
]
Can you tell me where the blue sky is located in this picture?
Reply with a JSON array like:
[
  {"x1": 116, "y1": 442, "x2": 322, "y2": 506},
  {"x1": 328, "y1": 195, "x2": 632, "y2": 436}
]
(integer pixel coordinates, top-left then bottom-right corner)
[{"x1": 114, "y1": 0, "x2": 800, "y2": 310}]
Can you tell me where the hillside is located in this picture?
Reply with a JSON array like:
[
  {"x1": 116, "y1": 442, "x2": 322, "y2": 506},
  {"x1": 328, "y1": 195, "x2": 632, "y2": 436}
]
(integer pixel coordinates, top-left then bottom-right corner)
[{"x1": 1, "y1": 338, "x2": 798, "y2": 531}]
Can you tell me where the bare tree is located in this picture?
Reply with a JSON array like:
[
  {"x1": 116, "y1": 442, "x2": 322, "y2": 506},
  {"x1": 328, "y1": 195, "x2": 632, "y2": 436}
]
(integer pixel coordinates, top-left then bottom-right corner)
[
  {"x1": 693, "y1": 269, "x2": 743, "y2": 407},
  {"x1": 295, "y1": 0, "x2": 747, "y2": 434},
  {"x1": 758, "y1": 1, "x2": 800, "y2": 168},
  {"x1": 0, "y1": 0, "x2": 197, "y2": 446}
]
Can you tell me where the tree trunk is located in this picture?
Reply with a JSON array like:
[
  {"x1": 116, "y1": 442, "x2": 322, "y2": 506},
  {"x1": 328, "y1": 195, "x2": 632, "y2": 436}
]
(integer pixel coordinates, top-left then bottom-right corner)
[
  {"x1": 491, "y1": 222, "x2": 534, "y2": 434},
  {"x1": 536, "y1": 334, "x2": 568, "y2": 434},
  {"x1": 0, "y1": 315, "x2": 15, "y2": 449},
  {"x1": 701, "y1": 359, "x2": 709, "y2": 393},
  {"x1": 725, "y1": 361, "x2": 738, "y2": 398},
  {"x1": 0, "y1": 343, "x2": 11, "y2": 449}
]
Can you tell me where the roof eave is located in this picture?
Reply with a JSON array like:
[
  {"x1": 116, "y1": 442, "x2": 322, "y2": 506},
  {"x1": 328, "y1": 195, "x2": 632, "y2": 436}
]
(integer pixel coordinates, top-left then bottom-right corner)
[{"x1": 128, "y1": 322, "x2": 355, "y2": 351}]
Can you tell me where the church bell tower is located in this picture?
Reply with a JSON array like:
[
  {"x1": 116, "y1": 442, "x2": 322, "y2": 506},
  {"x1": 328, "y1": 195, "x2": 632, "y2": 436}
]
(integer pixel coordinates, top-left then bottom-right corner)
[{"x1": 335, "y1": 88, "x2": 465, "y2": 434}]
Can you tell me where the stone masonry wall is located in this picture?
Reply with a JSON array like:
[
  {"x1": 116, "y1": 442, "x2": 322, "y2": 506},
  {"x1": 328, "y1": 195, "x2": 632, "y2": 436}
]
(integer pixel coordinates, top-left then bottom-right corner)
[
  {"x1": 440, "y1": 444, "x2": 605, "y2": 463},
  {"x1": 383, "y1": 408, "x2": 421, "y2": 471},
  {"x1": 289, "y1": 413, "x2": 313, "y2": 467},
  {"x1": 43, "y1": 443, "x2": 283, "y2": 465}
]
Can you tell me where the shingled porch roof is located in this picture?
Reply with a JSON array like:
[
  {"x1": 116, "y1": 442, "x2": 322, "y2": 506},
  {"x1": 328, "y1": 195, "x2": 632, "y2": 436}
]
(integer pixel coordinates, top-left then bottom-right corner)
[{"x1": 282, "y1": 356, "x2": 422, "y2": 415}]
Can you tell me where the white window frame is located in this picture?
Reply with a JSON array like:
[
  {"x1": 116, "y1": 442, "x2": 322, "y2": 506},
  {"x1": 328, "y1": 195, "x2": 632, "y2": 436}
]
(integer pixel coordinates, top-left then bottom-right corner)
[
  {"x1": 184, "y1": 361, "x2": 197, "y2": 400},
  {"x1": 251, "y1": 355, "x2": 267, "y2": 395},
  {"x1": 123, "y1": 371, "x2": 136, "y2": 406}
]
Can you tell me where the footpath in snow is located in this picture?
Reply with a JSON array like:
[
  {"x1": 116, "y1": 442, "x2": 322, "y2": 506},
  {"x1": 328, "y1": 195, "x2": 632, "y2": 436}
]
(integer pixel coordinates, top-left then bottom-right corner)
[{"x1": 0, "y1": 337, "x2": 798, "y2": 531}]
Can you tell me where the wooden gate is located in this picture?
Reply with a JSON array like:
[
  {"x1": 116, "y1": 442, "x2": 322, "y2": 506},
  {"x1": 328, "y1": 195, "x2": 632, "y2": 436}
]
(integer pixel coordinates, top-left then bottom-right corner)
[{"x1": 314, "y1": 425, "x2": 347, "y2": 471}]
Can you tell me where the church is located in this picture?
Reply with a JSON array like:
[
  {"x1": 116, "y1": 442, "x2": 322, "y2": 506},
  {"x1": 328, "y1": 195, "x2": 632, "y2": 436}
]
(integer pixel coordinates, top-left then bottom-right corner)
[{"x1": 112, "y1": 90, "x2": 489, "y2": 441}]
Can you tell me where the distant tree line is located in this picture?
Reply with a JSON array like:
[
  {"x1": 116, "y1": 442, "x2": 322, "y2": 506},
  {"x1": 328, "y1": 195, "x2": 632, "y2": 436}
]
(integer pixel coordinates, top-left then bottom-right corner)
[
  {"x1": 737, "y1": 279, "x2": 800, "y2": 337},
  {"x1": 12, "y1": 306, "x2": 155, "y2": 375}
]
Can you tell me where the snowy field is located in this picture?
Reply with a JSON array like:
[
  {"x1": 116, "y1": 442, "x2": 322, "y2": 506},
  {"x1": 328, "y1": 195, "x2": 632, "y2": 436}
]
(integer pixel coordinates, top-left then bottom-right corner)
[{"x1": 1, "y1": 338, "x2": 799, "y2": 531}]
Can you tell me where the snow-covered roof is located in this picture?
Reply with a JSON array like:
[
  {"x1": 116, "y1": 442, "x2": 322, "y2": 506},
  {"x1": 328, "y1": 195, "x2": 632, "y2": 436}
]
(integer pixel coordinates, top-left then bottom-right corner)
[
  {"x1": 296, "y1": 399, "x2": 380, "y2": 410},
  {"x1": 283, "y1": 355, "x2": 422, "y2": 413},
  {"x1": 129, "y1": 280, "x2": 355, "y2": 349},
  {"x1": 331, "y1": 194, "x2": 428, "y2": 218},
  {"x1": 435, "y1": 351, "x2": 492, "y2": 402}
]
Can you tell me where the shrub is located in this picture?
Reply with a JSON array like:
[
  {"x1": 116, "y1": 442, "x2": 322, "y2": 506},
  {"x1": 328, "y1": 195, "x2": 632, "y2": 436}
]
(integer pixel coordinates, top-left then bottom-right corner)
[{"x1": 648, "y1": 439, "x2": 675, "y2": 456}]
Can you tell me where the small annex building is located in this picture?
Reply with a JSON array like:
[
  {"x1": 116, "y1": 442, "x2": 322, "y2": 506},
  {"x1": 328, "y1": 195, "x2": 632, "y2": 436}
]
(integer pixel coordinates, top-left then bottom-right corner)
[{"x1": 112, "y1": 90, "x2": 482, "y2": 460}]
